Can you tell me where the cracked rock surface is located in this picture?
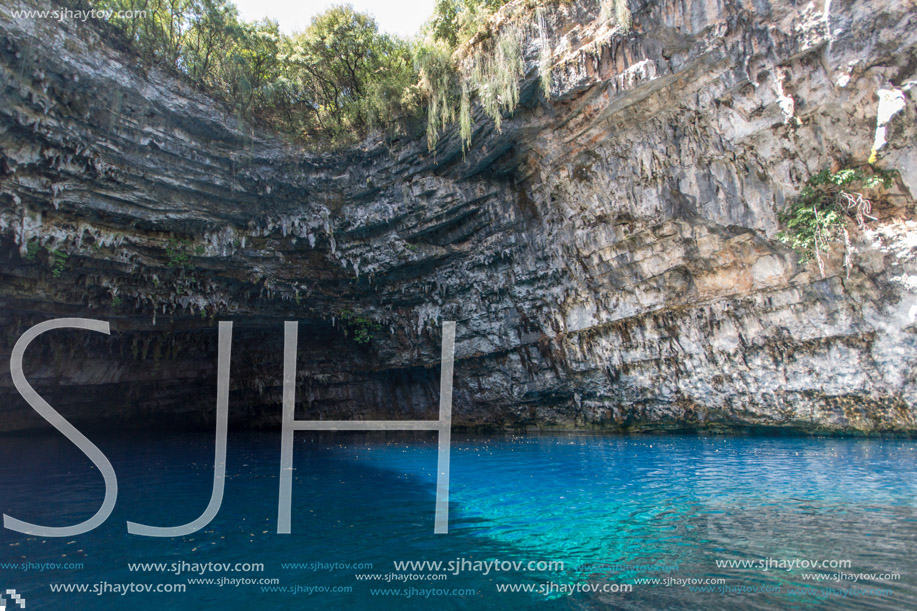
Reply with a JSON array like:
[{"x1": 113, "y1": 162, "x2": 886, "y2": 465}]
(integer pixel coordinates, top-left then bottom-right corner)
[{"x1": 1, "y1": 0, "x2": 916, "y2": 433}]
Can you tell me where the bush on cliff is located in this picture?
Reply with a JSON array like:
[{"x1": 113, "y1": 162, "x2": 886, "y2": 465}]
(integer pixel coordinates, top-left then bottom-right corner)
[{"x1": 777, "y1": 166, "x2": 898, "y2": 277}]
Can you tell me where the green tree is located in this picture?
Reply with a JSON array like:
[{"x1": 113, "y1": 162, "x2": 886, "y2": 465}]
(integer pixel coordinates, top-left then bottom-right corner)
[
  {"x1": 182, "y1": 0, "x2": 241, "y2": 82},
  {"x1": 223, "y1": 19, "x2": 283, "y2": 115},
  {"x1": 282, "y1": 5, "x2": 416, "y2": 140}
]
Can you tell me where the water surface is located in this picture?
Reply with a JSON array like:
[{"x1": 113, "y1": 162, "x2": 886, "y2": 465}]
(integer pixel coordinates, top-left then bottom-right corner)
[{"x1": 0, "y1": 432, "x2": 914, "y2": 609}]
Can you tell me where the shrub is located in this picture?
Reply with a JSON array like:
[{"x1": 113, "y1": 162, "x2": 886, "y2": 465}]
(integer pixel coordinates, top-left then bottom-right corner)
[
  {"x1": 49, "y1": 248, "x2": 69, "y2": 278},
  {"x1": 23, "y1": 239, "x2": 40, "y2": 261},
  {"x1": 338, "y1": 309, "x2": 381, "y2": 344},
  {"x1": 165, "y1": 238, "x2": 194, "y2": 269},
  {"x1": 777, "y1": 166, "x2": 897, "y2": 277}
]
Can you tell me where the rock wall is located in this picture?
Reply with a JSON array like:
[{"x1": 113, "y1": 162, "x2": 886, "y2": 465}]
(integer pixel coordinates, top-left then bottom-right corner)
[{"x1": 1, "y1": 0, "x2": 915, "y2": 433}]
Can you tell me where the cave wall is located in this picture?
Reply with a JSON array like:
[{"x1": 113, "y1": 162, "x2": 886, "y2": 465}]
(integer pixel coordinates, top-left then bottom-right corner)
[{"x1": 1, "y1": 0, "x2": 915, "y2": 433}]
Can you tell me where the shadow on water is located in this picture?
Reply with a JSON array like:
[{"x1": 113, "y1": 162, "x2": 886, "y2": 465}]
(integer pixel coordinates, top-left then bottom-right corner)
[{"x1": 0, "y1": 431, "x2": 576, "y2": 610}]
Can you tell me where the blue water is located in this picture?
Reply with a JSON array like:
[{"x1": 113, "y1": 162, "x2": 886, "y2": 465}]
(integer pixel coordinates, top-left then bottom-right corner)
[{"x1": 0, "y1": 432, "x2": 915, "y2": 609}]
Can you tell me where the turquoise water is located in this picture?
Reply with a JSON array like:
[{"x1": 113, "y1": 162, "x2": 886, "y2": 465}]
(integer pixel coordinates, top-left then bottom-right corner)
[{"x1": 1, "y1": 432, "x2": 915, "y2": 609}]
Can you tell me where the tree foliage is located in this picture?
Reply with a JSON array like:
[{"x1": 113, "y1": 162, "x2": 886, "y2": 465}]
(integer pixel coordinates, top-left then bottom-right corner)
[
  {"x1": 279, "y1": 6, "x2": 417, "y2": 141},
  {"x1": 429, "y1": 0, "x2": 512, "y2": 48},
  {"x1": 75, "y1": 0, "x2": 600, "y2": 152},
  {"x1": 419, "y1": 0, "x2": 538, "y2": 152},
  {"x1": 414, "y1": 38, "x2": 460, "y2": 150},
  {"x1": 84, "y1": 0, "x2": 419, "y2": 144}
]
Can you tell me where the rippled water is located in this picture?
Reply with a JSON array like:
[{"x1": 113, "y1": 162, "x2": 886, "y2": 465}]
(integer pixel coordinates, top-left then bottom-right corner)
[{"x1": 0, "y1": 432, "x2": 915, "y2": 609}]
